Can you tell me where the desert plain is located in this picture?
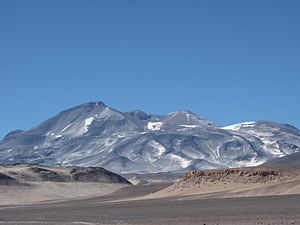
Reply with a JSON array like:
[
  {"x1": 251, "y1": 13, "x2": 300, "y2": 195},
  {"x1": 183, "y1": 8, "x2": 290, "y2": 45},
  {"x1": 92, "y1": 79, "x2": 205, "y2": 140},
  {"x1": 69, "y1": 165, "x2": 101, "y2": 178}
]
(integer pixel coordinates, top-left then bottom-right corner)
[{"x1": 0, "y1": 163, "x2": 300, "y2": 225}]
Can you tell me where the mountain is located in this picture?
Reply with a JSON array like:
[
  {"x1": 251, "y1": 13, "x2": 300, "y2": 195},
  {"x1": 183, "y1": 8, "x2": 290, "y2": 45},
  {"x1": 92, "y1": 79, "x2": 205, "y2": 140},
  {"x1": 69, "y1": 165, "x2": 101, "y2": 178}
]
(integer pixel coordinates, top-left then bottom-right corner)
[
  {"x1": 262, "y1": 151, "x2": 300, "y2": 166},
  {"x1": 1, "y1": 101, "x2": 300, "y2": 173}
]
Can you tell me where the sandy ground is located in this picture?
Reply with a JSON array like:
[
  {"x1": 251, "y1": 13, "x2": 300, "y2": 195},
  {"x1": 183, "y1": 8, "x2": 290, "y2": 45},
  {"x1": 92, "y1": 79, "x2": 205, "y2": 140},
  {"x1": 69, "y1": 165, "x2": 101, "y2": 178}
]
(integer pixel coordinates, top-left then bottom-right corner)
[
  {"x1": 134, "y1": 179, "x2": 300, "y2": 201},
  {"x1": 1, "y1": 165, "x2": 300, "y2": 224},
  {"x1": 0, "y1": 164, "x2": 131, "y2": 205},
  {"x1": 0, "y1": 184, "x2": 299, "y2": 225},
  {"x1": 0, "y1": 182, "x2": 129, "y2": 205},
  {"x1": 130, "y1": 166, "x2": 300, "y2": 201}
]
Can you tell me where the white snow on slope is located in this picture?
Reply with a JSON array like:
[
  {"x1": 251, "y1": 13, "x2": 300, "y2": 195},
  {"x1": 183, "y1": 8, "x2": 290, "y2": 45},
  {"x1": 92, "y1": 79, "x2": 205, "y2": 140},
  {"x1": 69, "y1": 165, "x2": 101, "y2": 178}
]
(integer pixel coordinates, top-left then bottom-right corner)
[
  {"x1": 222, "y1": 121, "x2": 256, "y2": 131},
  {"x1": 180, "y1": 125, "x2": 199, "y2": 128},
  {"x1": 231, "y1": 157, "x2": 267, "y2": 168},
  {"x1": 148, "y1": 140, "x2": 166, "y2": 156},
  {"x1": 186, "y1": 113, "x2": 191, "y2": 122},
  {"x1": 61, "y1": 124, "x2": 72, "y2": 132},
  {"x1": 260, "y1": 138, "x2": 285, "y2": 157},
  {"x1": 169, "y1": 154, "x2": 191, "y2": 168},
  {"x1": 147, "y1": 122, "x2": 163, "y2": 131},
  {"x1": 73, "y1": 117, "x2": 95, "y2": 136},
  {"x1": 222, "y1": 122, "x2": 286, "y2": 157},
  {"x1": 83, "y1": 117, "x2": 94, "y2": 133}
]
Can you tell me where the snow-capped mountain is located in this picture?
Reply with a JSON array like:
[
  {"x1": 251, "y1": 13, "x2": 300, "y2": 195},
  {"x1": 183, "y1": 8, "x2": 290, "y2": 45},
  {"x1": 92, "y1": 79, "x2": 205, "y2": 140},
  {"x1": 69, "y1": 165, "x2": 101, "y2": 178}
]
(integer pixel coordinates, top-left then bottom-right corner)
[{"x1": 1, "y1": 101, "x2": 300, "y2": 174}]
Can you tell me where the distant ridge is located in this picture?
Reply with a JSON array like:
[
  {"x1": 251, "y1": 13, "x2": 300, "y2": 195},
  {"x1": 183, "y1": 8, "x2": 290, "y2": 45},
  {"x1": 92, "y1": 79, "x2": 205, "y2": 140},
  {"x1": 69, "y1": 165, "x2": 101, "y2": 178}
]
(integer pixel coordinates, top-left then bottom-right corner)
[{"x1": 0, "y1": 164, "x2": 131, "y2": 185}]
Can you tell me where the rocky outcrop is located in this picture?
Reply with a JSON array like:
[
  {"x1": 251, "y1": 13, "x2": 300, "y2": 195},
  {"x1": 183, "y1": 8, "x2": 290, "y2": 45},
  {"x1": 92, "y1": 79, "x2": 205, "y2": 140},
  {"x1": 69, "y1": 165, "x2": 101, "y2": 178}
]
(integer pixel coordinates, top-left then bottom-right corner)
[
  {"x1": 181, "y1": 168, "x2": 281, "y2": 184},
  {"x1": 167, "y1": 168, "x2": 282, "y2": 192}
]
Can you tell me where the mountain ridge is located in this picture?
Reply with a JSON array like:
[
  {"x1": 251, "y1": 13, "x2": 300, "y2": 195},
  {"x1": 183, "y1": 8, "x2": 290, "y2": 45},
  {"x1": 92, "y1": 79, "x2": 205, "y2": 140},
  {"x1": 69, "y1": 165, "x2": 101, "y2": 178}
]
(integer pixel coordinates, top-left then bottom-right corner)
[{"x1": 1, "y1": 101, "x2": 299, "y2": 173}]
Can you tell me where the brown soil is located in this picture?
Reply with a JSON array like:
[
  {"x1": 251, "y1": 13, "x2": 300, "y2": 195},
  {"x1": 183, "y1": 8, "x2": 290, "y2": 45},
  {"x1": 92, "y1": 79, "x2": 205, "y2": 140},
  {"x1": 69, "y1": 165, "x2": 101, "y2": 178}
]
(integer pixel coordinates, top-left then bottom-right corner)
[{"x1": 138, "y1": 165, "x2": 300, "y2": 200}]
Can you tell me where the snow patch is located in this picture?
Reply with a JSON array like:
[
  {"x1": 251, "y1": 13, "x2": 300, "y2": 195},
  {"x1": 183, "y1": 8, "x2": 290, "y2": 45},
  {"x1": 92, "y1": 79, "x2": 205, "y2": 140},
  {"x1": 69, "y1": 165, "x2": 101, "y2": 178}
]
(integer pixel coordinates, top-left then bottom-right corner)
[
  {"x1": 83, "y1": 117, "x2": 94, "y2": 133},
  {"x1": 222, "y1": 121, "x2": 256, "y2": 131},
  {"x1": 179, "y1": 125, "x2": 199, "y2": 128},
  {"x1": 148, "y1": 140, "x2": 166, "y2": 156},
  {"x1": 147, "y1": 122, "x2": 163, "y2": 131},
  {"x1": 168, "y1": 154, "x2": 192, "y2": 168},
  {"x1": 232, "y1": 157, "x2": 266, "y2": 168},
  {"x1": 61, "y1": 124, "x2": 72, "y2": 132},
  {"x1": 186, "y1": 113, "x2": 190, "y2": 122},
  {"x1": 260, "y1": 138, "x2": 285, "y2": 157}
]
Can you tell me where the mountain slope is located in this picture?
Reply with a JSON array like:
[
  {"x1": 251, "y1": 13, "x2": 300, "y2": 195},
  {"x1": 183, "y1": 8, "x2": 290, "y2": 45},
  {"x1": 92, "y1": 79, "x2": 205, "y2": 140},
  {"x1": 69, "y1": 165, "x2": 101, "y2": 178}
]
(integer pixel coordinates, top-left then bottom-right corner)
[
  {"x1": 262, "y1": 151, "x2": 300, "y2": 166},
  {"x1": 1, "y1": 101, "x2": 300, "y2": 173}
]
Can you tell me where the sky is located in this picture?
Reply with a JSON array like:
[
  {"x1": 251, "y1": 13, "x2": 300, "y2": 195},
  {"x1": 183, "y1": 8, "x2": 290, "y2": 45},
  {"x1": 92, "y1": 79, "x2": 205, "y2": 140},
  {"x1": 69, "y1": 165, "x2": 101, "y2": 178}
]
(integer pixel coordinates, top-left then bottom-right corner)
[{"x1": 0, "y1": 0, "x2": 300, "y2": 139}]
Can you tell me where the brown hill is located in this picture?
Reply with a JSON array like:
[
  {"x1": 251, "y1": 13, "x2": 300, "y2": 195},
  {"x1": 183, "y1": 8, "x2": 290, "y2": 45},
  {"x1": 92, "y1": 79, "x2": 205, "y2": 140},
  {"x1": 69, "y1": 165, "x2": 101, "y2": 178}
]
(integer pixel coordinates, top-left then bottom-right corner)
[
  {"x1": 0, "y1": 164, "x2": 131, "y2": 185},
  {"x1": 0, "y1": 164, "x2": 131, "y2": 205},
  {"x1": 138, "y1": 165, "x2": 300, "y2": 200}
]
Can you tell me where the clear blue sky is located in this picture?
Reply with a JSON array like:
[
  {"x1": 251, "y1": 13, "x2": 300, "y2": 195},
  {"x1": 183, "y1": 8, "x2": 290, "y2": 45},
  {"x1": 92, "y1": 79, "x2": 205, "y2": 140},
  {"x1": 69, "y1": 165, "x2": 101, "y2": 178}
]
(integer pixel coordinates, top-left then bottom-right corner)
[{"x1": 1, "y1": 0, "x2": 300, "y2": 139}]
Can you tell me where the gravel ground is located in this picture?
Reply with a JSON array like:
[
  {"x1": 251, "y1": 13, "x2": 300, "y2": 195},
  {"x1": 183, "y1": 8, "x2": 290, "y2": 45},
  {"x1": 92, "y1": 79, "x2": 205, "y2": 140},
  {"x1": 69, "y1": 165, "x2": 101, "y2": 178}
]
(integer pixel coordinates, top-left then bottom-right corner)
[{"x1": 0, "y1": 184, "x2": 299, "y2": 225}]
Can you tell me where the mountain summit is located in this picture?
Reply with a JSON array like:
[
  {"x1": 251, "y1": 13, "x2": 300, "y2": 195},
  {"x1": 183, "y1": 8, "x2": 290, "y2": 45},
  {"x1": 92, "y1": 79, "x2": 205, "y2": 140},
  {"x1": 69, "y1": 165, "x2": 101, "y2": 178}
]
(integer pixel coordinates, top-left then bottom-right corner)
[{"x1": 1, "y1": 101, "x2": 300, "y2": 173}]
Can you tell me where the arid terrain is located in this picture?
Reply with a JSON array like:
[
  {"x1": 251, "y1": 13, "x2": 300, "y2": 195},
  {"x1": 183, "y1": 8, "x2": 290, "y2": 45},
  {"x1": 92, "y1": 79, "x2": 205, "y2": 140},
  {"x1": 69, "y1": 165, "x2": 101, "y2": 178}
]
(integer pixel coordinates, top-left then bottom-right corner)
[
  {"x1": 138, "y1": 165, "x2": 300, "y2": 201},
  {"x1": 1, "y1": 164, "x2": 300, "y2": 225},
  {"x1": 0, "y1": 164, "x2": 131, "y2": 205}
]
